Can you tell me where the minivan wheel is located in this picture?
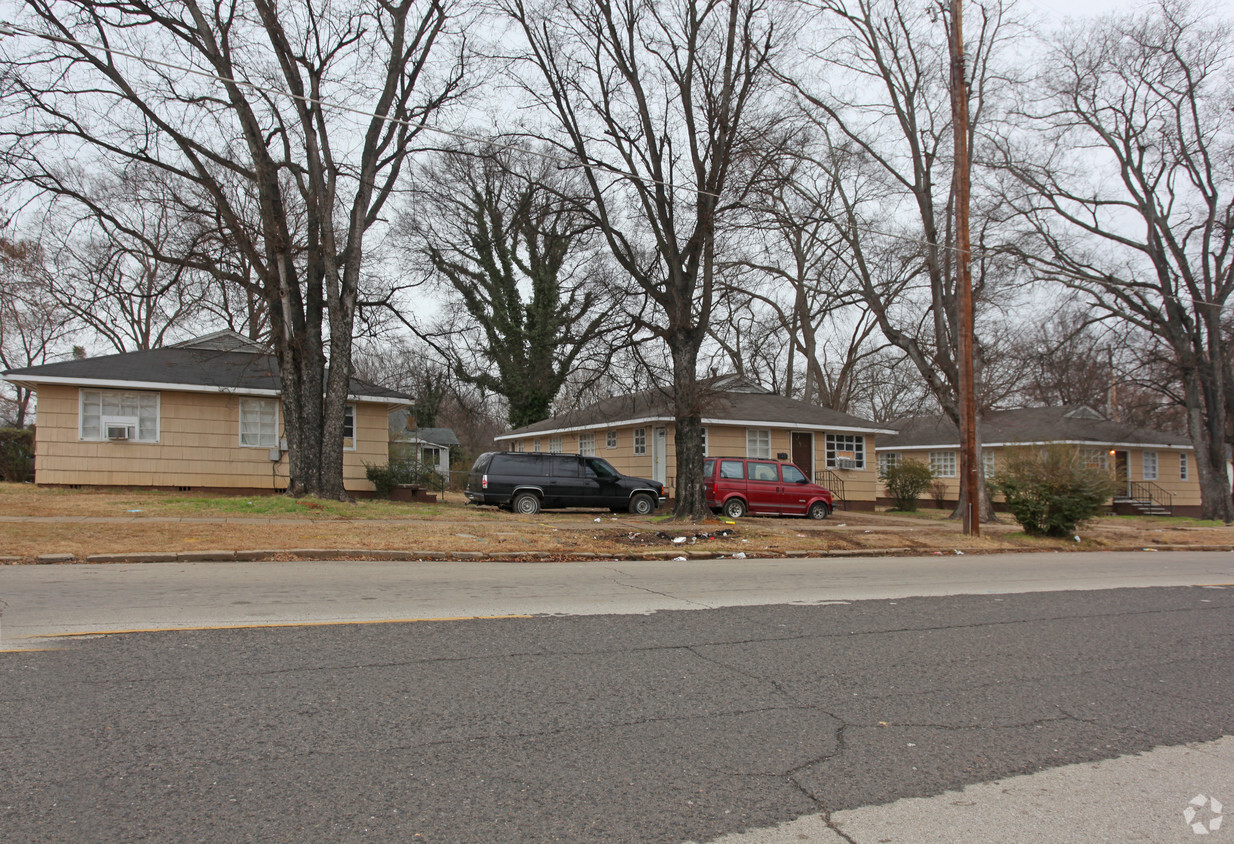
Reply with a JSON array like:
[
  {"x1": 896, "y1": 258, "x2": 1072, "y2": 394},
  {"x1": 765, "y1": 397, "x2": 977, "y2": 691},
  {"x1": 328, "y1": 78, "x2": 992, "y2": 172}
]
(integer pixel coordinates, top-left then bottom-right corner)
[
  {"x1": 629, "y1": 492, "x2": 655, "y2": 516},
  {"x1": 512, "y1": 492, "x2": 541, "y2": 515},
  {"x1": 723, "y1": 498, "x2": 747, "y2": 519},
  {"x1": 808, "y1": 501, "x2": 831, "y2": 520}
]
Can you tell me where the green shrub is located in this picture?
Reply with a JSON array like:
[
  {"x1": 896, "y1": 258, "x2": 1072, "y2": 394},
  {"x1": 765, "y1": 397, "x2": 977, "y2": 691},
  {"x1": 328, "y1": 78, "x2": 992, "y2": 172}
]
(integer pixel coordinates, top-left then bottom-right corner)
[
  {"x1": 880, "y1": 459, "x2": 934, "y2": 511},
  {"x1": 991, "y1": 446, "x2": 1119, "y2": 537},
  {"x1": 0, "y1": 427, "x2": 34, "y2": 482},
  {"x1": 364, "y1": 459, "x2": 441, "y2": 498}
]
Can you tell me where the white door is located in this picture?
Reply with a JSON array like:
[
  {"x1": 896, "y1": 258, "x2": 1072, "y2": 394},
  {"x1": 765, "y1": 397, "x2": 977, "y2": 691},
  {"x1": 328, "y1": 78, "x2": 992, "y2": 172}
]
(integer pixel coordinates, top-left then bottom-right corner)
[{"x1": 652, "y1": 426, "x2": 667, "y2": 485}]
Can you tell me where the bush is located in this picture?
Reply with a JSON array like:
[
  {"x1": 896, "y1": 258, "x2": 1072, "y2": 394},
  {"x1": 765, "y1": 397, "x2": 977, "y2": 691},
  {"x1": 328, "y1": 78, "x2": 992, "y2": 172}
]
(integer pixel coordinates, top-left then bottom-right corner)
[
  {"x1": 0, "y1": 427, "x2": 34, "y2": 482},
  {"x1": 365, "y1": 459, "x2": 441, "y2": 498},
  {"x1": 880, "y1": 460, "x2": 934, "y2": 511},
  {"x1": 991, "y1": 446, "x2": 1119, "y2": 537},
  {"x1": 929, "y1": 480, "x2": 949, "y2": 509}
]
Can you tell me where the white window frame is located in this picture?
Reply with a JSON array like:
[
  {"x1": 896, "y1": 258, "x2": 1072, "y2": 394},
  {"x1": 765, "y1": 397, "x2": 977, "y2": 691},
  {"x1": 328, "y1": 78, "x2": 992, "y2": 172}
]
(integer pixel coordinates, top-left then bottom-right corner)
[
  {"x1": 929, "y1": 450, "x2": 957, "y2": 478},
  {"x1": 342, "y1": 404, "x2": 357, "y2": 451},
  {"x1": 982, "y1": 450, "x2": 995, "y2": 478},
  {"x1": 826, "y1": 433, "x2": 865, "y2": 469},
  {"x1": 578, "y1": 433, "x2": 595, "y2": 456},
  {"x1": 1142, "y1": 450, "x2": 1158, "y2": 481},
  {"x1": 877, "y1": 452, "x2": 900, "y2": 475},
  {"x1": 549, "y1": 436, "x2": 563, "y2": 453},
  {"x1": 1179, "y1": 452, "x2": 1189, "y2": 481},
  {"x1": 515, "y1": 440, "x2": 525, "y2": 453},
  {"x1": 746, "y1": 428, "x2": 771, "y2": 459},
  {"x1": 606, "y1": 430, "x2": 617, "y2": 449},
  {"x1": 80, "y1": 389, "x2": 160, "y2": 443},
  {"x1": 633, "y1": 427, "x2": 647, "y2": 455},
  {"x1": 533, "y1": 438, "x2": 541, "y2": 453},
  {"x1": 701, "y1": 427, "x2": 708, "y2": 457},
  {"x1": 239, "y1": 397, "x2": 279, "y2": 448},
  {"x1": 1080, "y1": 448, "x2": 1109, "y2": 471}
]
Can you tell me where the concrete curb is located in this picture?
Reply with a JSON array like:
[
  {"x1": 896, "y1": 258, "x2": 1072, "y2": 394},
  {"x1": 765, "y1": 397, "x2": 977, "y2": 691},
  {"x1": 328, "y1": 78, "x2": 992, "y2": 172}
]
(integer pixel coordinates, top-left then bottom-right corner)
[{"x1": 4, "y1": 544, "x2": 1228, "y2": 566}]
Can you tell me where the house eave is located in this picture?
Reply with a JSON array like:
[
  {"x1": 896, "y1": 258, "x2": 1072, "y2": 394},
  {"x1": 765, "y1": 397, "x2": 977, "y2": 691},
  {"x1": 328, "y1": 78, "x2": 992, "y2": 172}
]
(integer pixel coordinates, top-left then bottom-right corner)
[
  {"x1": 877, "y1": 439, "x2": 1194, "y2": 452},
  {"x1": 0, "y1": 373, "x2": 409, "y2": 405},
  {"x1": 496, "y1": 416, "x2": 898, "y2": 441}
]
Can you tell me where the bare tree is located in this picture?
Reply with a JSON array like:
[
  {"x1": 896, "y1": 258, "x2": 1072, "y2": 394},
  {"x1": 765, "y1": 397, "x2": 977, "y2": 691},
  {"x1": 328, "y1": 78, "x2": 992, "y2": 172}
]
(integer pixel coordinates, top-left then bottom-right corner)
[
  {"x1": 42, "y1": 166, "x2": 217, "y2": 352},
  {"x1": 502, "y1": 0, "x2": 788, "y2": 518},
  {"x1": 0, "y1": 237, "x2": 74, "y2": 427},
  {"x1": 996, "y1": 0, "x2": 1234, "y2": 520},
  {"x1": 398, "y1": 142, "x2": 622, "y2": 429},
  {"x1": 718, "y1": 153, "x2": 890, "y2": 411},
  {"x1": 1, "y1": 1, "x2": 465, "y2": 498},
  {"x1": 777, "y1": 0, "x2": 1022, "y2": 519}
]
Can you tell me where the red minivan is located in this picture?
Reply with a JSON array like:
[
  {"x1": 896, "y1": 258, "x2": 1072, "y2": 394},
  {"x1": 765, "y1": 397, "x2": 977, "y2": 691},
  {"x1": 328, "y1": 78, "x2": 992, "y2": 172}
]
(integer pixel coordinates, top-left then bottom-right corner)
[{"x1": 703, "y1": 456, "x2": 834, "y2": 519}]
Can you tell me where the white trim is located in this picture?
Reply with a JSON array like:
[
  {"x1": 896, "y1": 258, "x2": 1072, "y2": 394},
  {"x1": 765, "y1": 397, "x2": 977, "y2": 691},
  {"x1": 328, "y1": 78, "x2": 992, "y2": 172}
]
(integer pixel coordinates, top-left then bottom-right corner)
[
  {"x1": 239, "y1": 397, "x2": 280, "y2": 448},
  {"x1": 496, "y1": 416, "x2": 896, "y2": 441},
  {"x1": 877, "y1": 440, "x2": 1194, "y2": 452},
  {"x1": 1, "y1": 373, "x2": 404, "y2": 405}
]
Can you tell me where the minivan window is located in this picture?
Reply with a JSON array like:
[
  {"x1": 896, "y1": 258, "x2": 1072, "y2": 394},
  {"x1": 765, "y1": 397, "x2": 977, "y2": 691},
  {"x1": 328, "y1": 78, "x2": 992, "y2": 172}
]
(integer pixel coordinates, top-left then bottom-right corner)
[
  {"x1": 781, "y1": 464, "x2": 807, "y2": 484},
  {"x1": 719, "y1": 459, "x2": 744, "y2": 480},
  {"x1": 750, "y1": 462, "x2": 778, "y2": 482},
  {"x1": 549, "y1": 455, "x2": 580, "y2": 477}
]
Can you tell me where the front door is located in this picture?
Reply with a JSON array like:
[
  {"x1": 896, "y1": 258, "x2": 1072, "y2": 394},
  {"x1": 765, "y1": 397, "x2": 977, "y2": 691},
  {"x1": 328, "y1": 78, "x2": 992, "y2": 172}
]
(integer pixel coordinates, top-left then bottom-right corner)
[
  {"x1": 652, "y1": 427, "x2": 667, "y2": 486},
  {"x1": 1114, "y1": 450, "x2": 1129, "y2": 496},
  {"x1": 791, "y1": 432, "x2": 814, "y2": 480}
]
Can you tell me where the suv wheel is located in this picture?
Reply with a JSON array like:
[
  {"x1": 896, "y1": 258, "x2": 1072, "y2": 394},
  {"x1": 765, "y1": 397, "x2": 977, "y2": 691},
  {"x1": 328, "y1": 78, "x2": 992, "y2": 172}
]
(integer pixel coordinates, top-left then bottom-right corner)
[
  {"x1": 629, "y1": 492, "x2": 655, "y2": 516},
  {"x1": 723, "y1": 497, "x2": 747, "y2": 519},
  {"x1": 512, "y1": 492, "x2": 541, "y2": 515},
  {"x1": 808, "y1": 501, "x2": 831, "y2": 520}
]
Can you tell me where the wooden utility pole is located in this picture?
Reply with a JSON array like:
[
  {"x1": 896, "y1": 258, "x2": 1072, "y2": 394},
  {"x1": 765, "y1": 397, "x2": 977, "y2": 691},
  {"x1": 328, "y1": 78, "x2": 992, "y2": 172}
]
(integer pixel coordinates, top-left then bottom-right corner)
[{"x1": 949, "y1": 0, "x2": 980, "y2": 536}]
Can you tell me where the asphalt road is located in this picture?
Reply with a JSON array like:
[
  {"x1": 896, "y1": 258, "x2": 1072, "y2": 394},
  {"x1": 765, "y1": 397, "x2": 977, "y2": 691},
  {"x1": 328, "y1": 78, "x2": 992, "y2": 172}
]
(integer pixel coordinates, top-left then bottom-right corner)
[
  {"x1": 2, "y1": 584, "x2": 1232, "y2": 842},
  {"x1": 3, "y1": 550, "x2": 1234, "y2": 643}
]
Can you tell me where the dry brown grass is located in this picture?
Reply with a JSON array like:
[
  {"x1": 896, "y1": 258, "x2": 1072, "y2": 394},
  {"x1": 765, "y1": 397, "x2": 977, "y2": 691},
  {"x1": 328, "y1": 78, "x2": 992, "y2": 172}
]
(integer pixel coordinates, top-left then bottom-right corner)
[{"x1": 1, "y1": 482, "x2": 1231, "y2": 562}]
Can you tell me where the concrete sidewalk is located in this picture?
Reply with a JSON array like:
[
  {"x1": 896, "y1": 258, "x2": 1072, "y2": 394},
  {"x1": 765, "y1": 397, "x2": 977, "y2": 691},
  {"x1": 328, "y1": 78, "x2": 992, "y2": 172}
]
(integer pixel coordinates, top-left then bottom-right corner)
[{"x1": 703, "y1": 737, "x2": 1233, "y2": 843}]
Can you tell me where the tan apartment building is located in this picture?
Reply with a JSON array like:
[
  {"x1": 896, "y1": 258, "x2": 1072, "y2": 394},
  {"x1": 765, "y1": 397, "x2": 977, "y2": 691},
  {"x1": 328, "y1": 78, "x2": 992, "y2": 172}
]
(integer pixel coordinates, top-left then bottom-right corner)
[
  {"x1": 876, "y1": 406, "x2": 1206, "y2": 516},
  {"x1": 496, "y1": 376, "x2": 895, "y2": 510},
  {"x1": 1, "y1": 331, "x2": 409, "y2": 495}
]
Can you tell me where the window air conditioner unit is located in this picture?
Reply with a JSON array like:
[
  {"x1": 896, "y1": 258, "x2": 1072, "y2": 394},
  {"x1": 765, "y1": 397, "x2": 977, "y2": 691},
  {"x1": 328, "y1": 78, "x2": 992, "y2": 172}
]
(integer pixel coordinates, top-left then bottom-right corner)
[
  {"x1": 836, "y1": 458, "x2": 857, "y2": 469},
  {"x1": 106, "y1": 425, "x2": 132, "y2": 440}
]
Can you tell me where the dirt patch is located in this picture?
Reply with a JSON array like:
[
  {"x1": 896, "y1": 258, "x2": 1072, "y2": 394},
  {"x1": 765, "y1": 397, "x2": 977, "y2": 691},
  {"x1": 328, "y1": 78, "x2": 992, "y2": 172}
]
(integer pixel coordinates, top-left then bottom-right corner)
[{"x1": 1, "y1": 483, "x2": 1232, "y2": 563}]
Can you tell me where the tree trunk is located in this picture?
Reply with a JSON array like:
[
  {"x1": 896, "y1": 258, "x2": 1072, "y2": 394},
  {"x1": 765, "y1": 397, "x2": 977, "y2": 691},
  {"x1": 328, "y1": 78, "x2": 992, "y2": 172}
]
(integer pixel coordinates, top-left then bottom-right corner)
[{"x1": 670, "y1": 332, "x2": 709, "y2": 520}]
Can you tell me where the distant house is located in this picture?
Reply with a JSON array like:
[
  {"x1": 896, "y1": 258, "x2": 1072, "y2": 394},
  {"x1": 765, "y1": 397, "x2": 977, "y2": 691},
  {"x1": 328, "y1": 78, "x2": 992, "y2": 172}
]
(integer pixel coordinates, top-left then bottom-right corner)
[
  {"x1": 0, "y1": 330, "x2": 411, "y2": 495},
  {"x1": 876, "y1": 406, "x2": 1203, "y2": 516},
  {"x1": 388, "y1": 408, "x2": 459, "y2": 479},
  {"x1": 496, "y1": 375, "x2": 895, "y2": 509}
]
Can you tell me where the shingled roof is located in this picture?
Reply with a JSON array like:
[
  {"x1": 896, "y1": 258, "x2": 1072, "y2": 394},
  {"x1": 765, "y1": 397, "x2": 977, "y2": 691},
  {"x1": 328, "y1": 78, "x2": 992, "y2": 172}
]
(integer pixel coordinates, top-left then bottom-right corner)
[
  {"x1": 496, "y1": 375, "x2": 894, "y2": 439},
  {"x1": 879, "y1": 406, "x2": 1192, "y2": 450},
  {"x1": 1, "y1": 330, "x2": 411, "y2": 403}
]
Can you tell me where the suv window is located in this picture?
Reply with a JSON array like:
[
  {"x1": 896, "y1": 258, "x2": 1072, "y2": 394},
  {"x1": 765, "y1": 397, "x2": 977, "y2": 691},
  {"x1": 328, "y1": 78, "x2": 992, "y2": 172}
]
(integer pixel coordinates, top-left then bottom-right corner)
[
  {"x1": 749, "y1": 462, "x2": 778, "y2": 482},
  {"x1": 781, "y1": 464, "x2": 807, "y2": 484},
  {"x1": 584, "y1": 457, "x2": 620, "y2": 480},
  {"x1": 489, "y1": 453, "x2": 544, "y2": 474},
  {"x1": 548, "y1": 455, "x2": 580, "y2": 477},
  {"x1": 719, "y1": 459, "x2": 745, "y2": 480}
]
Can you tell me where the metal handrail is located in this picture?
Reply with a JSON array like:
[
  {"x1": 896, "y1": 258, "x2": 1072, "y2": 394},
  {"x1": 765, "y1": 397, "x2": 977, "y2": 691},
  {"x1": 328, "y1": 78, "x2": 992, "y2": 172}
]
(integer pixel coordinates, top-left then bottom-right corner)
[
  {"x1": 1120, "y1": 479, "x2": 1174, "y2": 515},
  {"x1": 814, "y1": 470, "x2": 846, "y2": 510}
]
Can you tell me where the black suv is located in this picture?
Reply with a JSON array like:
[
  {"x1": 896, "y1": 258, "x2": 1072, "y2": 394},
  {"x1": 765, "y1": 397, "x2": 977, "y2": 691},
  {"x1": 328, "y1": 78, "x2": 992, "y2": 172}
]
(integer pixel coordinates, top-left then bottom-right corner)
[{"x1": 465, "y1": 452, "x2": 666, "y2": 515}]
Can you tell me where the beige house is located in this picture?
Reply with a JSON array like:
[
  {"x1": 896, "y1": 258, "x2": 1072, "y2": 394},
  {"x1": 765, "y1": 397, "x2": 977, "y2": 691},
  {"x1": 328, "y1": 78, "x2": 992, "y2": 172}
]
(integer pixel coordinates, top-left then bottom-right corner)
[
  {"x1": 876, "y1": 406, "x2": 1204, "y2": 516},
  {"x1": 496, "y1": 376, "x2": 895, "y2": 510},
  {"x1": 1, "y1": 331, "x2": 410, "y2": 495}
]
